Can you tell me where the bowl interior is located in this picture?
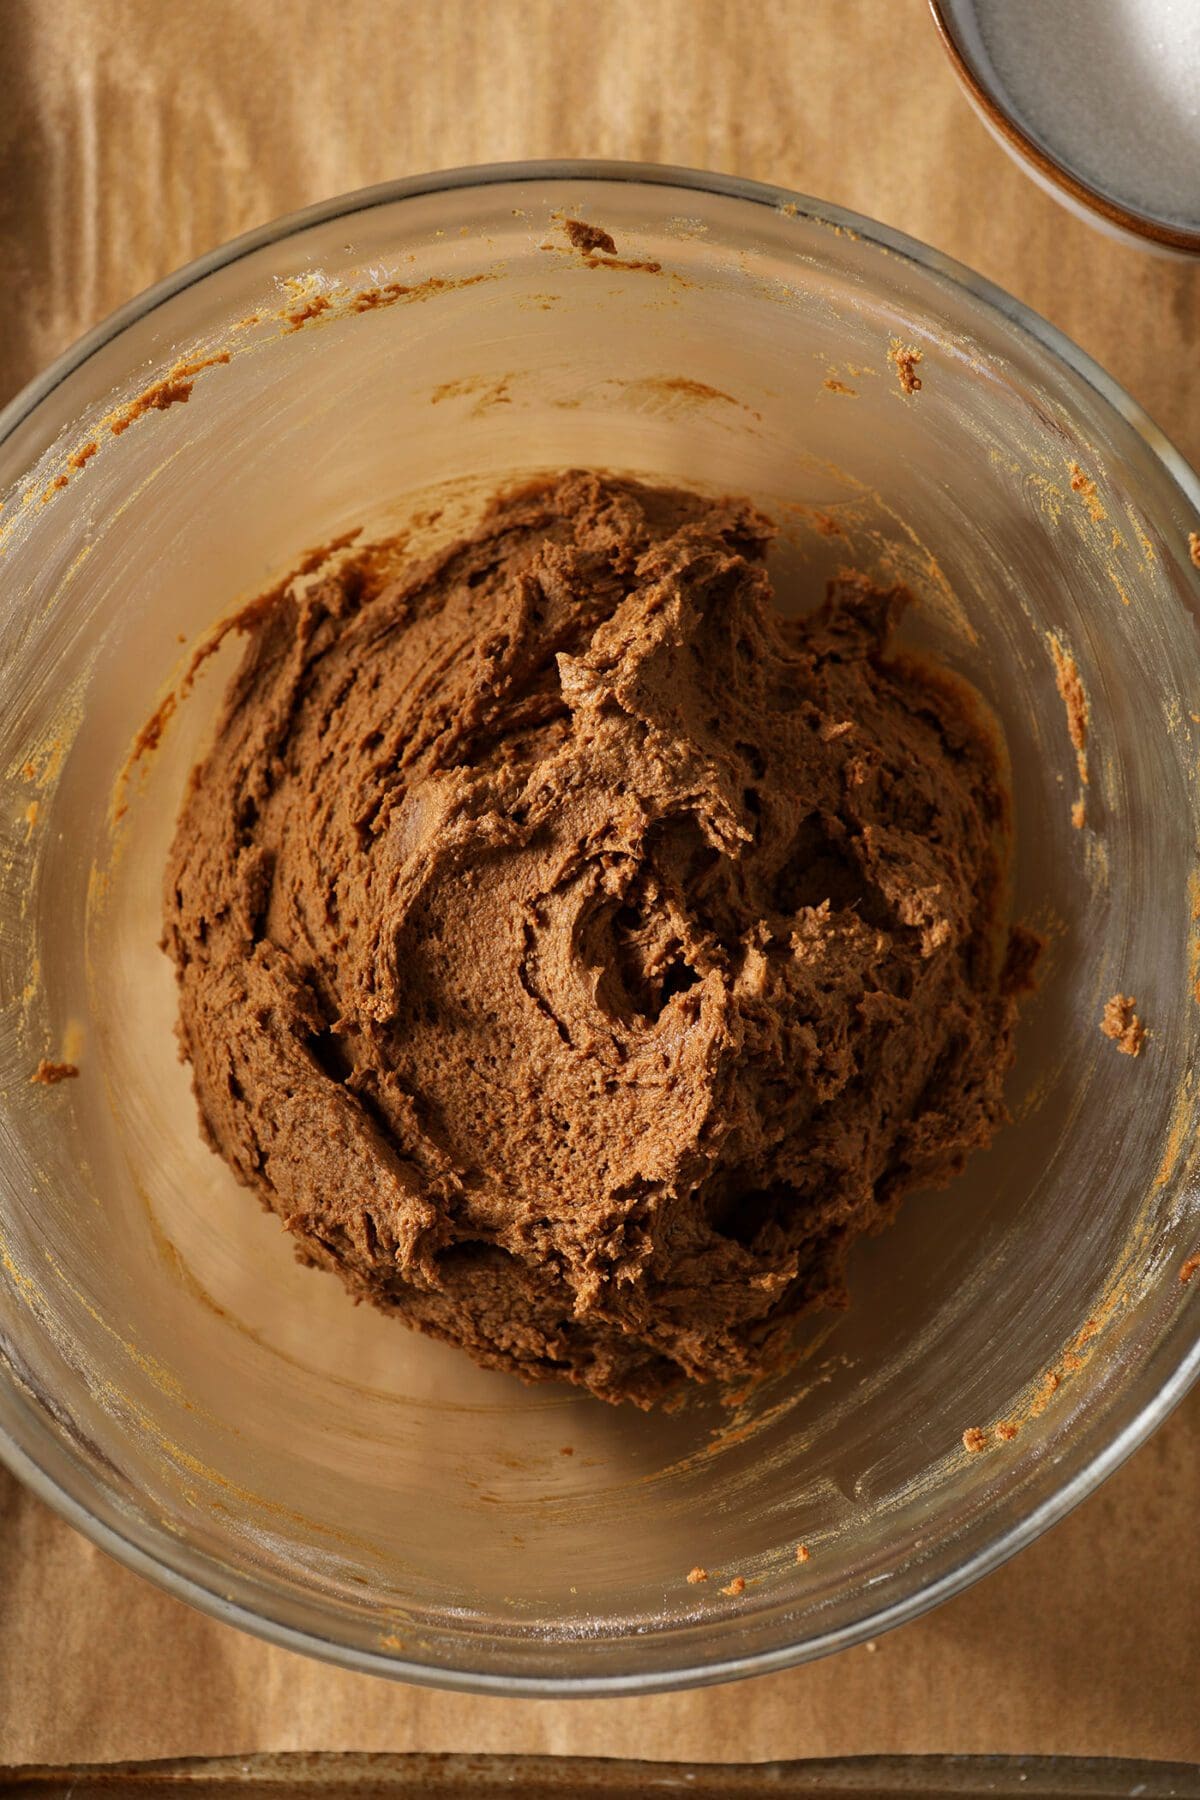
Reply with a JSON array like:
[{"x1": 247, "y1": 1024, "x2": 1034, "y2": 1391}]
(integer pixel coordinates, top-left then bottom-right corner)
[{"x1": 1, "y1": 170, "x2": 1198, "y2": 1690}]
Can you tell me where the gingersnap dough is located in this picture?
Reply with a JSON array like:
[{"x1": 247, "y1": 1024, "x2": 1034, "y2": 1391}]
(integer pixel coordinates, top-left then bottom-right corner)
[{"x1": 164, "y1": 472, "x2": 1028, "y2": 1408}]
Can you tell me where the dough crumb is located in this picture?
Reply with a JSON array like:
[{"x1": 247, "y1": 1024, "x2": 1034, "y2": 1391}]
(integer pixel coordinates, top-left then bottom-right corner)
[
  {"x1": 107, "y1": 352, "x2": 231, "y2": 433},
  {"x1": 1043, "y1": 1370, "x2": 1061, "y2": 1394},
  {"x1": 1048, "y1": 636, "x2": 1089, "y2": 789},
  {"x1": 994, "y1": 1420, "x2": 1019, "y2": 1442},
  {"x1": 865, "y1": 1639, "x2": 879, "y2": 1652},
  {"x1": 962, "y1": 1427, "x2": 989, "y2": 1453},
  {"x1": 1071, "y1": 797, "x2": 1086, "y2": 830},
  {"x1": 889, "y1": 339, "x2": 923, "y2": 395},
  {"x1": 795, "y1": 1543, "x2": 811, "y2": 1563},
  {"x1": 720, "y1": 1575, "x2": 746, "y2": 1597},
  {"x1": 1100, "y1": 993, "x2": 1147, "y2": 1056},
  {"x1": 823, "y1": 378, "x2": 857, "y2": 396},
  {"x1": 284, "y1": 295, "x2": 332, "y2": 332},
  {"x1": 30, "y1": 1059, "x2": 79, "y2": 1086},
  {"x1": 1188, "y1": 531, "x2": 1200, "y2": 569},
  {"x1": 1068, "y1": 461, "x2": 1107, "y2": 524},
  {"x1": 687, "y1": 1566, "x2": 709, "y2": 1585},
  {"x1": 559, "y1": 1445, "x2": 574, "y2": 1456},
  {"x1": 564, "y1": 218, "x2": 617, "y2": 257},
  {"x1": 1180, "y1": 1252, "x2": 1200, "y2": 1285}
]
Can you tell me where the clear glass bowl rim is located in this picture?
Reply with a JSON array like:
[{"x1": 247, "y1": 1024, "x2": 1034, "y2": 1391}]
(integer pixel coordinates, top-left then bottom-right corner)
[{"x1": 1, "y1": 157, "x2": 1198, "y2": 1698}]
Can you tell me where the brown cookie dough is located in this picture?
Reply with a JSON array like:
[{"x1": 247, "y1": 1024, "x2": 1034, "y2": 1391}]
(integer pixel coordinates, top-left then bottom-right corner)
[
  {"x1": 30, "y1": 1059, "x2": 79, "y2": 1086},
  {"x1": 164, "y1": 472, "x2": 1028, "y2": 1407},
  {"x1": 564, "y1": 218, "x2": 618, "y2": 257},
  {"x1": 1100, "y1": 993, "x2": 1146, "y2": 1056}
]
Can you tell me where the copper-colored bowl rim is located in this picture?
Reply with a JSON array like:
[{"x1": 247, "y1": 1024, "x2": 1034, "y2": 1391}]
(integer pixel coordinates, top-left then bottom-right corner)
[{"x1": 928, "y1": 0, "x2": 1200, "y2": 254}]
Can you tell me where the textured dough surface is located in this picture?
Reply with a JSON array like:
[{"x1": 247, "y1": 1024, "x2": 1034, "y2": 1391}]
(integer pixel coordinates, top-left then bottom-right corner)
[{"x1": 164, "y1": 472, "x2": 1028, "y2": 1407}]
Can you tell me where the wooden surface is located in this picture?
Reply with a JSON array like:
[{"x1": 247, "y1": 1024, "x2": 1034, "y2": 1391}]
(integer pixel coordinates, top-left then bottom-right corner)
[{"x1": 0, "y1": 0, "x2": 1198, "y2": 1766}]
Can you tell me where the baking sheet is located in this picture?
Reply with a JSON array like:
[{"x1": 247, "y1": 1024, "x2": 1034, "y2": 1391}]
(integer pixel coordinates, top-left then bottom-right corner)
[
  {"x1": 4, "y1": 1754, "x2": 1200, "y2": 1800},
  {"x1": 0, "y1": 0, "x2": 1198, "y2": 1767}
]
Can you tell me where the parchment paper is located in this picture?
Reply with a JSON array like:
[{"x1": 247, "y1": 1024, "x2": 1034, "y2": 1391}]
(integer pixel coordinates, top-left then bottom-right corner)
[{"x1": 0, "y1": 0, "x2": 1197, "y2": 1764}]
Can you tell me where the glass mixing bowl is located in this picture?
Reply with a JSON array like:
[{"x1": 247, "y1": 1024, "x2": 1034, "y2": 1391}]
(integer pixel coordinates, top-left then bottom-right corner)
[{"x1": 1, "y1": 161, "x2": 1198, "y2": 1696}]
